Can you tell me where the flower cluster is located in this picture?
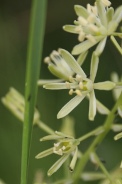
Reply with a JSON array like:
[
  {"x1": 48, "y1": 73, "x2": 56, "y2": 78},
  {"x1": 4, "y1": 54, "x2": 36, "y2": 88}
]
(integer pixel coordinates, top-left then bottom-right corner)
[
  {"x1": 35, "y1": 131, "x2": 80, "y2": 176},
  {"x1": 63, "y1": 0, "x2": 122, "y2": 55}
]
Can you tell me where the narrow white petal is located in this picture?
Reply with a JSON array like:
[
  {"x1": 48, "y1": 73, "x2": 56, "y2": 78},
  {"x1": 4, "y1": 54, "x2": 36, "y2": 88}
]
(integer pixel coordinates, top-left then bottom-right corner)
[
  {"x1": 94, "y1": 37, "x2": 107, "y2": 56},
  {"x1": 96, "y1": 0, "x2": 107, "y2": 27},
  {"x1": 72, "y1": 36, "x2": 103, "y2": 55},
  {"x1": 96, "y1": 99, "x2": 110, "y2": 114},
  {"x1": 38, "y1": 79, "x2": 63, "y2": 86},
  {"x1": 63, "y1": 25, "x2": 78, "y2": 33},
  {"x1": 48, "y1": 154, "x2": 70, "y2": 176},
  {"x1": 77, "y1": 51, "x2": 88, "y2": 66},
  {"x1": 106, "y1": 7, "x2": 114, "y2": 23},
  {"x1": 90, "y1": 52, "x2": 99, "y2": 82},
  {"x1": 43, "y1": 83, "x2": 78, "y2": 90},
  {"x1": 69, "y1": 147, "x2": 78, "y2": 172},
  {"x1": 57, "y1": 95, "x2": 86, "y2": 119},
  {"x1": 81, "y1": 172, "x2": 105, "y2": 181},
  {"x1": 114, "y1": 132, "x2": 122, "y2": 140},
  {"x1": 59, "y1": 49, "x2": 86, "y2": 78},
  {"x1": 40, "y1": 134, "x2": 64, "y2": 141},
  {"x1": 74, "y1": 5, "x2": 89, "y2": 18},
  {"x1": 112, "y1": 5, "x2": 122, "y2": 24},
  {"x1": 89, "y1": 90, "x2": 96, "y2": 121},
  {"x1": 94, "y1": 81, "x2": 115, "y2": 90},
  {"x1": 35, "y1": 148, "x2": 53, "y2": 159}
]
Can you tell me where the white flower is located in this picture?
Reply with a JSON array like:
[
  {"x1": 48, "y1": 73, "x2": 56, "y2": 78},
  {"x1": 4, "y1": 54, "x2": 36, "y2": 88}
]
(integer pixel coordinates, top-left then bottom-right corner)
[
  {"x1": 63, "y1": 0, "x2": 122, "y2": 55},
  {"x1": 43, "y1": 49, "x2": 115, "y2": 120},
  {"x1": 35, "y1": 131, "x2": 80, "y2": 176}
]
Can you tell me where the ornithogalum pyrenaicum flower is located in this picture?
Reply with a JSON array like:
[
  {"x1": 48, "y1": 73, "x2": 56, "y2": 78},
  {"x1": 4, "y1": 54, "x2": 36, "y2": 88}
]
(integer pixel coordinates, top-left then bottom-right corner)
[
  {"x1": 35, "y1": 131, "x2": 80, "y2": 176},
  {"x1": 63, "y1": 0, "x2": 122, "y2": 55},
  {"x1": 41, "y1": 49, "x2": 115, "y2": 120}
]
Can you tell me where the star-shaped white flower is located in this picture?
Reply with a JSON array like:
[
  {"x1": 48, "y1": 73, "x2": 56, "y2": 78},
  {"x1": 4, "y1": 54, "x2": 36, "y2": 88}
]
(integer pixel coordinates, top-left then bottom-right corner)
[
  {"x1": 63, "y1": 0, "x2": 122, "y2": 55},
  {"x1": 43, "y1": 49, "x2": 115, "y2": 120},
  {"x1": 35, "y1": 131, "x2": 80, "y2": 176}
]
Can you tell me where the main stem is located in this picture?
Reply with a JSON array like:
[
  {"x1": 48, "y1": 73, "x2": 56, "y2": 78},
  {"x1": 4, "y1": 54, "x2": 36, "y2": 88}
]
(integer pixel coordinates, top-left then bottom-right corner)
[
  {"x1": 73, "y1": 93, "x2": 122, "y2": 183},
  {"x1": 20, "y1": 1, "x2": 47, "y2": 184}
]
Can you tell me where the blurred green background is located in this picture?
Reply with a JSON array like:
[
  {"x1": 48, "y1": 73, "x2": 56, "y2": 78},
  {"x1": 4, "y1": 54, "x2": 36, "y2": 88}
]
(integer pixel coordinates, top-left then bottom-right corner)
[{"x1": 0, "y1": 0, "x2": 122, "y2": 184}]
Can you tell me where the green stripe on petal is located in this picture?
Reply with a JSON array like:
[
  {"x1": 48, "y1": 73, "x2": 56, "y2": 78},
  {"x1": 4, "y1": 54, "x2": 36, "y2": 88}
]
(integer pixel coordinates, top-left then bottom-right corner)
[
  {"x1": 63, "y1": 25, "x2": 78, "y2": 34},
  {"x1": 74, "y1": 5, "x2": 89, "y2": 18},
  {"x1": 96, "y1": 0, "x2": 107, "y2": 27},
  {"x1": 94, "y1": 81, "x2": 115, "y2": 90},
  {"x1": 72, "y1": 36, "x2": 103, "y2": 55},
  {"x1": 57, "y1": 94, "x2": 86, "y2": 119},
  {"x1": 89, "y1": 90, "x2": 96, "y2": 121},
  {"x1": 48, "y1": 154, "x2": 70, "y2": 176},
  {"x1": 59, "y1": 49, "x2": 86, "y2": 78},
  {"x1": 35, "y1": 148, "x2": 53, "y2": 159},
  {"x1": 90, "y1": 52, "x2": 99, "y2": 82}
]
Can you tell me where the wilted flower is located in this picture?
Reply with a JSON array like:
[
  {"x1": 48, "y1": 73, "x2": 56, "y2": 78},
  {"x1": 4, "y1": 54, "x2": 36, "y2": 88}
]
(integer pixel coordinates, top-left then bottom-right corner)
[
  {"x1": 41, "y1": 49, "x2": 115, "y2": 120},
  {"x1": 63, "y1": 0, "x2": 122, "y2": 55},
  {"x1": 35, "y1": 131, "x2": 80, "y2": 176}
]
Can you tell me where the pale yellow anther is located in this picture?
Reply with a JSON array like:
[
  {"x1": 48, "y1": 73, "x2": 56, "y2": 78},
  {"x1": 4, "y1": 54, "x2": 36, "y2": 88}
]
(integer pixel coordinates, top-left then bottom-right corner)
[
  {"x1": 62, "y1": 146, "x2": 66, "y2": 150},
  {"x1": 69, "y1": 89, "x2": 74, "y2": 95},
  {"x1": 88, "y1": 24, "x2": 99, "y2": 33},
  {"x1": 78, "y1": 32, "x2": 86, "y2": 42},
  {"x1": 44, "y1": 57, "x2": 50, "y2": 64},
  {"x1": 65, "y1": 82, "x2": 71, "y2": 89},
  {"x1": 76, "y1": 74, "x2": 82, "y2": 81},
  {"x1": 78, "y1": 16, "x2": 88, "y2": 26},
  {"x1": 75, "y1": 90, "x2": 82, "y2": 96},
  {"x1": 79, "y1": 82, "x2": 83, "y2": 89},
  {"x1": 86, "y1": 34, "x2": 96, "y2": 43}
]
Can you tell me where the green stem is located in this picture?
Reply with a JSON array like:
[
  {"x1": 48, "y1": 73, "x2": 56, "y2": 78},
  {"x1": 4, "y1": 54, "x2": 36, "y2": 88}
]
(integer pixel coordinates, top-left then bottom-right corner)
[
  {"x1": 93, "y1": 152, "x2": 112, "y2": 182},
  {"x1": 73, "y1": 93, "x2": 122, "y2": 183},
  {"x1": 20, "y1": 1, "x2": 47, "y2": 184},
  {"x1": 78, "y1": 126, "x2": 104, "y2": 142},
  {"x1": 110, "y1": 36, "x2": 122, "y2": 55}
]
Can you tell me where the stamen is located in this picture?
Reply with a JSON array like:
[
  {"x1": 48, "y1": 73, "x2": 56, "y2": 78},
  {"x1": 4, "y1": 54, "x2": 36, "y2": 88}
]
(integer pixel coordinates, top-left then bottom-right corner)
[
  {"x1": 78, "y1": 16, "x2": 88, "y2": 26},
  {"x1": 102, "y1": 0, "x2": 111, "y2": 7},
  {"x1": 79, "y1": 82, "x2": 83, "y2": 89},
  {"x1": 88, "y1": 24, "x2": 99, "y2": 33},
  {"x1": 86, "y1": 34, "x2": 96, "y2": 43},
  {"x1": 69, "y1": 89, "x2": 74, "y2": 95},
  {"x1": 78, "y1": 31, "x2": 86, "y2": 42},
  {"x1": 75, "y1": 90, "x2": 82, "y2": 96},
  {"x1": 65, "y1": 82, "x2": 71, "y2": 89},
  {"x1": 44, "y1": 57, "x2": 50, "y2": 64}
]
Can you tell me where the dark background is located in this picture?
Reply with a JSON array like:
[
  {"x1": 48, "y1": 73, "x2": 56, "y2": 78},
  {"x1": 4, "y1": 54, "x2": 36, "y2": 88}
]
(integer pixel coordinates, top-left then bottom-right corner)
[{"x1": 0, "y1": 0, "x2": 122, "y2": 184}]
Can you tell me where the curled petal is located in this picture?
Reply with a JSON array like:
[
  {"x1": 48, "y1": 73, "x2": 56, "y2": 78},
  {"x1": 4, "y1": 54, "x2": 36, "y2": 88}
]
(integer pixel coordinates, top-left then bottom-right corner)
[
  {"x1": 35, "y1": 148, "x2": 53, "y2": 159},
  {"x1": 57, "y1": 94, "x2": 86, "y2": 119},
  {"x1": 94, "y1": 81, "x2": 115, "y2": 90},
  {"x1": 48, "y1": 154, "x2": 70, "y2": 176}
]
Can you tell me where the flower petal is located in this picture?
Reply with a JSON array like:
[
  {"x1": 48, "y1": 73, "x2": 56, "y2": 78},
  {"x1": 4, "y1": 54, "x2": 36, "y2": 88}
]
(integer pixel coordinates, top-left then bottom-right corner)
[
  {"x1": 90, "y1": 52, "x2": 99, "y2": 82},
  {"x1": 35, "y1": 148, "x2": 53, "y2": 159},
  {"x1": 114, "y1": 132, "x2": 122, "y2": 140},
  {"x1": 89, "y1": 90, "x2": 96, "y2": 121},
  {"x1": 47, "y1": 154, "x2": 70, "y2": 176},
  {"x1": 94, "y1": 37, "x2": 107, "y2": 56},
  {"x1": 96, "y1": 99, "x2": 110, "y2": 114},
  {"x1": 40, "y1": 135, "x2": 64, "y2": 141},
  {"x1": 77, "y1": 51, "x2": 88, "y2": 66},
  {"x1": 118, "y1": 105, "x2": 122, "y2": 118},
  {"x1": 96, "y1": 0, "x2": 107, "y2": 27},
  {"x1": 74, "y1": 5, "x2": 89, "y2": 18},
  {"x1": 69, "y1": 147, "x2": 78, "y2": 172},
  {"x1": 94, "y1": 81, "x2": 115, "y2": 90},
  {"x1": 43, "y1": 83, "x2": 78, "y2": 90},
  {"x1": 57, "y1": 94, "x2": 86, "y2": 119},
  {"x1": 112, "y1": 5, "x2": 122, "y2": 24},
  {"x1": 38, "y1": 79, "x2": 63, "y2": 86},
  {"x1": 59, "y1": 49, "x2": 86, "y2": 78},
  {"x1": 63, "y1": 25, "x2": 78, "y2": 34},
  {"x1": 106, "y1": 7, "x2": 114, "y2": 23},
  {"x1": 71, "y1": 36, "x2": 103, "y2": 55}
]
